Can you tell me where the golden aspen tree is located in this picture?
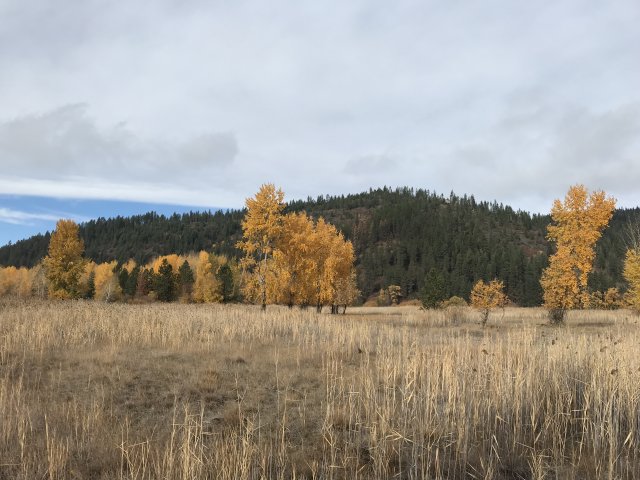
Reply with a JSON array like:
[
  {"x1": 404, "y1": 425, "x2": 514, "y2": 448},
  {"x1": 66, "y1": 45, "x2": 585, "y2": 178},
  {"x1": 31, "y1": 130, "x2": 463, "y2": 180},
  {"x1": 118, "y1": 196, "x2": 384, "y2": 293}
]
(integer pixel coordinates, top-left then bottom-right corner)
[
  {"x1": 334, "y1": 270, "x2": 360, "y2": 314},
  {"x1": 308, "y1": 217, "x2": 336, "y2": 312},
  {"x1": 43, "y1": 219, "x2": 86, "y2": 299},
  {"x1": 94, "y1": 261, "x2": 119, "y2": 301},
  {"x1": 271, "y1": 212, "x2": 316, "y2": 307},
  {"x1": 623, "y1": 248, "x2": 640, "y2": 312},
  {"x1": 0, "y1": 267, "x2": 12, "y2": 296},
  {"x1": 152, "y1": 254, "x2": 181, "y2": 273},
  {"x1": 324, "y1": 235, "x2": 356, "y2": 312},
  {"x1": 192, "y1": 251, "x2": 222, "y2": 303},
  {"x1": 30, "y1": 263, "x2": 48, "y2": 299},
  {"x1": 540, "y1": 185, "x2": 615, "y2": 323},
  {"x1": 237, "y1": 184, "x2": 285, "y2": 310},
  {"x1": 306, "y1": 217, "x2": 356, "y2": 312},
  {"x1": 470, "y1": 279, "x2": 508, "y2": 326}
]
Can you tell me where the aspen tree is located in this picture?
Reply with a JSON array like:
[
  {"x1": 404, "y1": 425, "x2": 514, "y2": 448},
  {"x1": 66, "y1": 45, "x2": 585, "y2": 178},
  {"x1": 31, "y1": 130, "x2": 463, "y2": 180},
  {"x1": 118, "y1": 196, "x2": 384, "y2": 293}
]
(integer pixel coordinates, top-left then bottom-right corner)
[
  {"x1": 540, "y1": 185, "x2": 615, "y2": 323},
  {"x1": 237, "y1": 184, "x2": 285, "y2": 310},
  {"x1": 43, "y1": 219, "x2": 86, "y2": 299}
]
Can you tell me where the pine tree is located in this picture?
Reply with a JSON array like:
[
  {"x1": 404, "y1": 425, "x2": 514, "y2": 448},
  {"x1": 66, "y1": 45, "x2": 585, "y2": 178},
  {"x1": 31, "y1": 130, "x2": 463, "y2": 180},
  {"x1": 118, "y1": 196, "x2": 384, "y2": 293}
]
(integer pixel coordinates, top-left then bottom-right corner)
[
  {"x1": 85, "y1": 271, "x2": 96, "y2": 299},
  {"x1": 155, "y1": 259, "x2": 177, "y2": 302},
  {"x1": 216, "y1": 263, "x2": 234, "y2": 303},
  {"x1": 178, "y1": 260, "x2": 195, "y2": 299},
  {"x1": 421, "y1": 268, "x2": 446, "y2": 308}
]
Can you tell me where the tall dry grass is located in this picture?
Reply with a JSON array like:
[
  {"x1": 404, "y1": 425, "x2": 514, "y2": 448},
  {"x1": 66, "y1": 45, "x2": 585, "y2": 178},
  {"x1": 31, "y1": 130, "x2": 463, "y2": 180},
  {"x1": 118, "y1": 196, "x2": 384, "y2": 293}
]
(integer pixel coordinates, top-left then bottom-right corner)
[{"x1": 0, "y1": 300, "x2": 639, "y2": 479}]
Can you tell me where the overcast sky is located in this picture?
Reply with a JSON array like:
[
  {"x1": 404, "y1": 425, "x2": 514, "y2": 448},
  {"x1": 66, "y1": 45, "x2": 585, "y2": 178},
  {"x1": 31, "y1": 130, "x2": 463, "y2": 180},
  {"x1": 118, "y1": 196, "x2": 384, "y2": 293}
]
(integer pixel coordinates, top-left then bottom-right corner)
[{"x1": 1, "y1": 0, "x2": 639, "y2": 243}]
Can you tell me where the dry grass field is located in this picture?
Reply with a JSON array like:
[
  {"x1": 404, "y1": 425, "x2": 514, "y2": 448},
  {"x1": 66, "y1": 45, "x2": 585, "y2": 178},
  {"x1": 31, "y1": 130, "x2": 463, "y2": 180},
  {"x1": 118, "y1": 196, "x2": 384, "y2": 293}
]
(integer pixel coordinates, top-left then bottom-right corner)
[{"x1": 0, "y1": 301, "x2": 639, "y2": 479}]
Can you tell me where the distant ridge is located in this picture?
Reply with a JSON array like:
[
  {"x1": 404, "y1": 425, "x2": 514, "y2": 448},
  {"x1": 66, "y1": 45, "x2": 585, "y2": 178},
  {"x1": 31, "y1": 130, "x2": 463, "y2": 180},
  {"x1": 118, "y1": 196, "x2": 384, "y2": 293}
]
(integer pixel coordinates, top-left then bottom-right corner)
[{"x1": 1, "y1": 187, "x2": 637, "y2": 306}]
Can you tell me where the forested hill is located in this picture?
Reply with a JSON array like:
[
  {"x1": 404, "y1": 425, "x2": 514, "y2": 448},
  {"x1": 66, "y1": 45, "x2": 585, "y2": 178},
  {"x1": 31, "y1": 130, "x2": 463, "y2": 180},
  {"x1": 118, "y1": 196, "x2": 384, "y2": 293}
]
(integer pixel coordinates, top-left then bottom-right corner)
[{"x1": 1, "y1": 187, "x2": 637, "y2": 306}]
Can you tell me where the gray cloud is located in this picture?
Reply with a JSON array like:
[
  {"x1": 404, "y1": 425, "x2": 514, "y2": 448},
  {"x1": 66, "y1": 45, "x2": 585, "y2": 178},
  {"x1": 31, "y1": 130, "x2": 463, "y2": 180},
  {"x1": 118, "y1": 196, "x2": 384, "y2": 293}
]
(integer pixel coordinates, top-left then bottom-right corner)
[
  {"x1": 0, "y1": 0, "x2": 639, "y2": 211},
  {"x1": 344, "y1": 154, "x2": 396, "y2": 175},
  {"x1": 0, "y1": 104, "x2": 237, "y2": 182}
]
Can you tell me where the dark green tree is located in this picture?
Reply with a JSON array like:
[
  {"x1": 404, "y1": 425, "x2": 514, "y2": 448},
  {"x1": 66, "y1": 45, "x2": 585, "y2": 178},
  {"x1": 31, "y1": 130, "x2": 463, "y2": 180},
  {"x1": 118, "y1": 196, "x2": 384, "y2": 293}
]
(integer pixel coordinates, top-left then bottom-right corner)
[
  {"x1": 85, "y1": 271, "x2": 96, "y2": 300},
  {"x1": 118, "y1": 268, "x2": 129, "y2": 292},
  {"x1": 155, "y1": 259, "x2": 177, "y2": 302},
  {"x1": 178, "y1": 260, "x2": 195, "y2": 297},
  {"x1": 421, "y1": 268, "x2": 446, "y2": 308},
  {"x1": 124, "y1": 266, "x2": 140, "y2": 297},
  {"x1": 136, "y1": 268, "x2": 154, "y2": 297},
  {"x1": 216, "y1": 263, "x2": 235, "y2": 302}
]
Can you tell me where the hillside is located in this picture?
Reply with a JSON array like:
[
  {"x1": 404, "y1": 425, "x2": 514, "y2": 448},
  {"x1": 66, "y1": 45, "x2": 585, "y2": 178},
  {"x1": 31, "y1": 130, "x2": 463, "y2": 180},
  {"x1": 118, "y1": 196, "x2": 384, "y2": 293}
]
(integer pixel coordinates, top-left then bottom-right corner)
[{"x1": 1, "y1": 187, "x2": 637, "y2": 306}]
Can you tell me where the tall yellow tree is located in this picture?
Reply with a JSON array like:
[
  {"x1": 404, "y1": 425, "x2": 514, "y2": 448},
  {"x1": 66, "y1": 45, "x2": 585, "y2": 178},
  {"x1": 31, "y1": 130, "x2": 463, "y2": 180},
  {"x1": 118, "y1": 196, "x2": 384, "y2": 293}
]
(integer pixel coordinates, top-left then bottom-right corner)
[
  {"x1": 93, "y1": 261, "x2": 119, "y2": 301},
  {"x1": 192, "y1": 251, "x2": 222, "y2": 303},
  {"x1": 540, "y1": 185, "x2": 616, "y2": 323},
  {"x1": 237, "y1": 184, "x2": 285, "y2": 310},
  {"x1": 270, "y1": 212, "x2": 316, "y2": 307},
  {"x1": 623, "y1": 248, "x2": 640, "y2": 312},
  {"x1": 43, "y1": 219, "x2": 86, "y2": 299}
]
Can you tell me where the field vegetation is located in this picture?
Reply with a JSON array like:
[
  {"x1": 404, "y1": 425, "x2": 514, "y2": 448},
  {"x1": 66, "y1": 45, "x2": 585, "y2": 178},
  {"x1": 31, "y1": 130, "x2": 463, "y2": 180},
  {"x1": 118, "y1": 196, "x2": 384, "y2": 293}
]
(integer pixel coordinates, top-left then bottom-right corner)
[{"x1": 1, "y1": 300, "x2": 639, "y2": 479}]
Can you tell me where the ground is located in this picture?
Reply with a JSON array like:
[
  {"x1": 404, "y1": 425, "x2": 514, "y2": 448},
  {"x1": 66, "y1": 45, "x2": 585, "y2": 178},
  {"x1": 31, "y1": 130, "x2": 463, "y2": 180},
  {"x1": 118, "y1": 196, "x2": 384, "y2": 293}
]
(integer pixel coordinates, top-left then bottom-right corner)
[{"x1": 0, "y1": 301, "x2": 639, "y2": 479}]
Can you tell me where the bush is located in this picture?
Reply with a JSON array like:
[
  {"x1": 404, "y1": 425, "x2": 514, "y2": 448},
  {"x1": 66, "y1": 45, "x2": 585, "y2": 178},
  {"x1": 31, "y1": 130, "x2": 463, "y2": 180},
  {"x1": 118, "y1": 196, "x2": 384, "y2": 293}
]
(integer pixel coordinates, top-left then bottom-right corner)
[{"x1": 440, "y1": 296, "x2": 467, "y2": 309}]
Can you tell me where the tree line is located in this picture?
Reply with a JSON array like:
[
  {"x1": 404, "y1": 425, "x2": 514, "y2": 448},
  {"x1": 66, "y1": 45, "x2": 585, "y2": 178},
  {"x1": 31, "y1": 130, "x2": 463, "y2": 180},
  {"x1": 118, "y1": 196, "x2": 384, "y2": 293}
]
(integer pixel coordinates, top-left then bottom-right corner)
[
  {"x1": 1, "y1": 186, "x2": 638, "y2": 306},
  {"x1": 0, "y1": 185, "x2": 357, "y2": 313}
]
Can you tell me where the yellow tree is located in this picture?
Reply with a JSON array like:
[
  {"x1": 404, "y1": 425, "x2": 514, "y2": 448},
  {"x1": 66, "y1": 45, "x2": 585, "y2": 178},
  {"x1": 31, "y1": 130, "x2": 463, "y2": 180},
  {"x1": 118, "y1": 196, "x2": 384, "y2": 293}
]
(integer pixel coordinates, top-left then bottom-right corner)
[
  {"x1": 334, "y1": 270, "x2": 360, "y2": 314},
  {"x1": 540, "y1": 185, "x2": 616, "y2": 323},
  {"x1": 270, "y1": 212, "x2": 316, "y2": 307},
  {"x1": 94, "y1": 261, "x2": 119, "y2": 301},
  {"x1": 192, "y1": 251, "x2": 222, "y2": 303},
  {"x1": 470, "y1": 279, "x2": 508, "y2": 326},
  {"x1": 307, "y1": 218, "x2": 336, "y2": 312},
  {"x1": 43, "y1": 219, "x2": 86, "y2": 299},
  {"x1": 624, "y1": 248, "x2": 640, "y2": 312},
  {"x1": 237, "y1": 184, "x2": 285, "y2": 310},
  {"x1": 306, "y1": 217, "x2": 356, "y2": 313}
]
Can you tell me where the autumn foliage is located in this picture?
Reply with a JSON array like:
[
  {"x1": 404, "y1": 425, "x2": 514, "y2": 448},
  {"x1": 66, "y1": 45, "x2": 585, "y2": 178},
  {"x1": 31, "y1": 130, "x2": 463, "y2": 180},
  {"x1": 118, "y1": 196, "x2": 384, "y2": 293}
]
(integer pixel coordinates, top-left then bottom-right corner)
[
  {"x1": 238, "y1": 184, "x2": 358, "y2": 312},
  {"x1": 470, "y1": 279, "x2": 508, "y2": 326},
  {"x1": 43, "y1": 219, "x2": 86, "y2": 299},
  {"x1": 623, "y1": 248, "x2": 640, "y2": 312},
  {"x1": 540, "y1": 185, "x2": 615, "y2": 322}
]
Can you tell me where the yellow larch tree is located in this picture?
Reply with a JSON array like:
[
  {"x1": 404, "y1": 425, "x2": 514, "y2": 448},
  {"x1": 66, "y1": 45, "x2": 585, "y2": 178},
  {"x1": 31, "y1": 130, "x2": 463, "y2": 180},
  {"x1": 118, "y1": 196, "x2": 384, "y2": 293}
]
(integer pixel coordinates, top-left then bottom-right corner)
[
  {"x1": 43, "y1": 219, "x2": 86, "y2": 299},
  {"x1": 237, "y1": 184, "x2": 285, "y2": 310},
  {"x1": 470, "y1": 279, "x2": 508, "y2": 326},
  {"x1": 540, "y1": 185, "x2": 615, "y2": 323}
]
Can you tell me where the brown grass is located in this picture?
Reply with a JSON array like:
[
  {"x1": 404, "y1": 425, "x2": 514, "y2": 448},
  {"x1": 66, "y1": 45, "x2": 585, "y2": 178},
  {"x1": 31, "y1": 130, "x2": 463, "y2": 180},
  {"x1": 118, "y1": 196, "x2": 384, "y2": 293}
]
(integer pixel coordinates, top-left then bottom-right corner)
[{"x1": 0, "y1": 301, "x2": 639, "y2": 479}]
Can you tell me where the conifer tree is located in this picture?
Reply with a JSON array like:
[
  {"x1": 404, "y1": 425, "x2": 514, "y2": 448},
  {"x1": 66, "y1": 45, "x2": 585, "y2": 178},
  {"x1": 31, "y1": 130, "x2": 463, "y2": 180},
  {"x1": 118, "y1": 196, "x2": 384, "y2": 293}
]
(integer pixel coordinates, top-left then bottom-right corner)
[
  {"x1": 85, "y1": 271, "x2": 96, "y2": 299},
  {"x1": 155, "y1": 259, "x2": 177, "y2": 302},
  {"x1": 178, "y1": 260, "x2": 195, "y2": 299},
  {"x1": 421, "y1": 268, "x2": 446, "y2": 309}
]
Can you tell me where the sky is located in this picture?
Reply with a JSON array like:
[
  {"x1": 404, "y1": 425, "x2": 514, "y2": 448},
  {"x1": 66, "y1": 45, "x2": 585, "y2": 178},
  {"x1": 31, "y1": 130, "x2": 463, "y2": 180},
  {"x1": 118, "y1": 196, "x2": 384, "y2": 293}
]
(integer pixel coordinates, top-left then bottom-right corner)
[{"x1": 1, "y1": 0, "x2": 639, "y2": 245}]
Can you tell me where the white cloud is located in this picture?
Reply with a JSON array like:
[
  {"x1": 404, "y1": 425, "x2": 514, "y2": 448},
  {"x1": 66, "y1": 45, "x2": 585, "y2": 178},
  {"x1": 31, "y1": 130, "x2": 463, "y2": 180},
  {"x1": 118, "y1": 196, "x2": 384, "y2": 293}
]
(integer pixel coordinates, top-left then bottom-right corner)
[{"x1": 0, "y1": 207, "x2": 66, "y2": 225}]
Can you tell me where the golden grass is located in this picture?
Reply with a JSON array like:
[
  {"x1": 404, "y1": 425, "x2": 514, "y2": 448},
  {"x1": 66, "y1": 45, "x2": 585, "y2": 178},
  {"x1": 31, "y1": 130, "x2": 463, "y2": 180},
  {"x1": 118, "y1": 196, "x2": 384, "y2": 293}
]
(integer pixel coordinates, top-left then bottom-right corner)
[{"x1": 0, "y1": 301, "x2": 639, "y2": 479}]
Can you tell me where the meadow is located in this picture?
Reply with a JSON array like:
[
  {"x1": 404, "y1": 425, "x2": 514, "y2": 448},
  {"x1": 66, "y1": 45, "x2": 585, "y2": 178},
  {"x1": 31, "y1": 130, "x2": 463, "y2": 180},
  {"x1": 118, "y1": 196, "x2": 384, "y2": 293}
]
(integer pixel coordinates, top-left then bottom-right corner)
[{"x1": 0, "y1": 301, "x2": 639, "y2": 479}]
